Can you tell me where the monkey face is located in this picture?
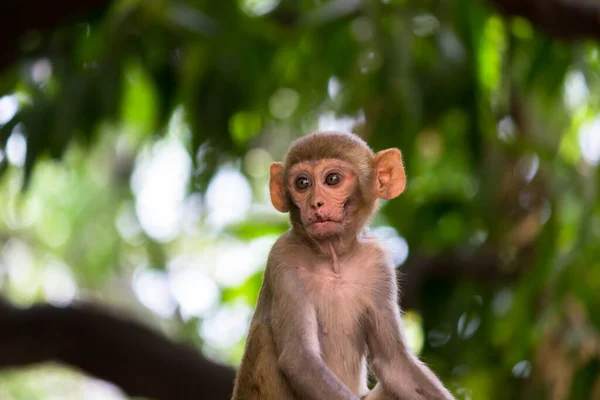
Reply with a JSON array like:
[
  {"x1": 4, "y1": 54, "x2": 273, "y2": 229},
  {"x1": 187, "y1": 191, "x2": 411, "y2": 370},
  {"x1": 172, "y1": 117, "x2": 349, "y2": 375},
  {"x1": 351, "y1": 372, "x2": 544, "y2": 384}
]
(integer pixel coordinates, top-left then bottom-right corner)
[
  {"x1": 268, "y1": 132, "x2": 407, "y2": 242},
  {"x1": 285, "y1": 159, "x2": 358, "y2": 239}
]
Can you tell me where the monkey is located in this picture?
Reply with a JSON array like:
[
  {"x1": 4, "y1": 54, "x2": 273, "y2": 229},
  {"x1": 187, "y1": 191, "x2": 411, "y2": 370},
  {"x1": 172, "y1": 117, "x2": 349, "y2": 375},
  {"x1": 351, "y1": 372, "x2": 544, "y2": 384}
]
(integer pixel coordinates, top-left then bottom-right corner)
[{"x1": 232, "y1": 131, "x2": 455, "y2": 400}]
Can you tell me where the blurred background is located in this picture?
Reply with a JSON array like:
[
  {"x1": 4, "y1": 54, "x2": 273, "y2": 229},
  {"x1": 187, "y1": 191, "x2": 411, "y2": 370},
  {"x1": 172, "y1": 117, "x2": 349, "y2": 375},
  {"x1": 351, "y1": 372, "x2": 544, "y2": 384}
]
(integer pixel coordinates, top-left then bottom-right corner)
[{"x1": 1, "y1": 0, "x2": 599, "y2": 399}]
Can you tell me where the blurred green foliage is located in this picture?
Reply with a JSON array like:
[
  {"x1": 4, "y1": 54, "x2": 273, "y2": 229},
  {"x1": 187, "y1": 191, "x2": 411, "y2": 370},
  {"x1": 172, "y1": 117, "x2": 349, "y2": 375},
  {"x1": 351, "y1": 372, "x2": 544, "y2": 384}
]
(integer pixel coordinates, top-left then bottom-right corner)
[{"x1": 1, "y1": 0, "x2": 600, "y2": 399}]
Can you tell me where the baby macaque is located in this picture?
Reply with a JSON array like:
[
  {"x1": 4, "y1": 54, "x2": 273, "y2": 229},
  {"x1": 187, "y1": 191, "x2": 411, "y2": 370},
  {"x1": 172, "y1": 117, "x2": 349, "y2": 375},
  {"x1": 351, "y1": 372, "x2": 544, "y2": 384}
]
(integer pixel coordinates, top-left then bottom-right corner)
[{"x1": 232, "y1": 131, "x2": 454, "y2": 400}]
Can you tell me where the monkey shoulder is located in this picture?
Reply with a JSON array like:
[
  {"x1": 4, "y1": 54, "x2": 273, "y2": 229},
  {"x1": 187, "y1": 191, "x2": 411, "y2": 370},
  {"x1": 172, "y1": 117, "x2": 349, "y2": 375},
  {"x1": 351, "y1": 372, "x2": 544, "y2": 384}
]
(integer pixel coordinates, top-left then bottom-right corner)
[
  {"x1": 352, "y1": 239, "x2": 398, "y2": 302},
  {"x1": 356, "y1": 236, "x2": 396, "y2": 270},
  {"x1": 263, "y1": 231, "x2": 313, "y2": 286},
  {"x1": 265, "y1": 231, "x2": 308, "y2": 265}
]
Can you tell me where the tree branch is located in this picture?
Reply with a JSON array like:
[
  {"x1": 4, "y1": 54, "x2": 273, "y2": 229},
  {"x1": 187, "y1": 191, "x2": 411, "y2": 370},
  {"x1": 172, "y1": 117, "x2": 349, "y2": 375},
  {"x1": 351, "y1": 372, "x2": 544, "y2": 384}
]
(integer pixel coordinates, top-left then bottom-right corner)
[
  {"x1": 489, "y1": 0, "x2": 600, "y2": 40},
  {"x1": 0, "y1": 301, "x2": 236, "y2": 400},
  {"x1": 0, "y1": 0, "x2": 111, "y2": 72},
  {"x1": 2, "y1": 0, "x2": 600, "y2": 75}
]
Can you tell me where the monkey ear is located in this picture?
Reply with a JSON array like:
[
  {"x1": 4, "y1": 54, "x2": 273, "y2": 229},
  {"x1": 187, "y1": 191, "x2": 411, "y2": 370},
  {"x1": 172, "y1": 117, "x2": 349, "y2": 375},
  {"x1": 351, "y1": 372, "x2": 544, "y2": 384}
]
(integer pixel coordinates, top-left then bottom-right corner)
[
  {"x1": 269, "y1": 162, "x2": 289, "y2": 213},
  {"x1": 374, "y1": 148, "x2": 406, "y2": 200}
]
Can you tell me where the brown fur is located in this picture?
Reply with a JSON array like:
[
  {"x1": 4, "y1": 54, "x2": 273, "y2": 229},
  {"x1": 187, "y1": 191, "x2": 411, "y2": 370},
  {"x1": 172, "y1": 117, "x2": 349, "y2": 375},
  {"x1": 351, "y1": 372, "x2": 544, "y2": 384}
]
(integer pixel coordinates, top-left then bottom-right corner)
[{"x1": 232, "y1": 131, "x2": 454, "y2": 400}]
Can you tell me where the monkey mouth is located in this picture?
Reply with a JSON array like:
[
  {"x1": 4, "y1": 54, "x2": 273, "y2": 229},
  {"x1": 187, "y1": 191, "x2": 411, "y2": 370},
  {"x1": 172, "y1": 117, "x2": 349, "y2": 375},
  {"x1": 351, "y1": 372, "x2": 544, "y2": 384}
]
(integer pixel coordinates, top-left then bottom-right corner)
[{"x1": 308, "y1": 219, "x2": 342, "y2": 229}]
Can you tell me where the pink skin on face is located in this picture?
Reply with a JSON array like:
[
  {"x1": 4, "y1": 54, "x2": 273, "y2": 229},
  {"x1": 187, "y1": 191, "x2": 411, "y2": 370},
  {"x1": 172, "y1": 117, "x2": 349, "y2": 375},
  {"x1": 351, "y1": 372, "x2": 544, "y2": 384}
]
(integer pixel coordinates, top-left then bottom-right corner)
[{"x1": 287, "y1": 159, "x2": 357, "y2": 238}]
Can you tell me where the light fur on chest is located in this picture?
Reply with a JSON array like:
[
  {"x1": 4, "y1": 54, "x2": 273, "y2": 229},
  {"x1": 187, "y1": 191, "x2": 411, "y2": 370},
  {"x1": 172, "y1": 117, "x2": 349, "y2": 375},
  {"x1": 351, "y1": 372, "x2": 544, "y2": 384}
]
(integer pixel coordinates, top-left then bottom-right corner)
[
  {"x1": 298, "y1": 262, "x2": 373, "y2": 394},
  {"x1": 299, "y1": 260, "x2": 374, "y2": 319}
]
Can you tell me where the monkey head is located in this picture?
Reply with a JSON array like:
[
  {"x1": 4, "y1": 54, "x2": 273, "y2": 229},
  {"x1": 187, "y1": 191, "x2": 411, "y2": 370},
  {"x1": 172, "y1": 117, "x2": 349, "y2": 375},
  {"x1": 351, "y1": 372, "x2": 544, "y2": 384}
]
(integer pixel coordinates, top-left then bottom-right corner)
[{"x1": 269, "y1": 131, "x2": 406, "y2": 241}]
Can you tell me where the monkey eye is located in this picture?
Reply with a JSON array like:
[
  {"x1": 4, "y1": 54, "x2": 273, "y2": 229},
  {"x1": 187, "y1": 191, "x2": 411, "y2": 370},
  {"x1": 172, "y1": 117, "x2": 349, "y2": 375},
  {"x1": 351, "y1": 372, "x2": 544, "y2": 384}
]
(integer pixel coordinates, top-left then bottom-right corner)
[
  {"x1": 325, "y1": 173, "x2": 341, "y2": 186},
  {"x1": 295, "y1": 177, "x2": 311, "y2": 190}
]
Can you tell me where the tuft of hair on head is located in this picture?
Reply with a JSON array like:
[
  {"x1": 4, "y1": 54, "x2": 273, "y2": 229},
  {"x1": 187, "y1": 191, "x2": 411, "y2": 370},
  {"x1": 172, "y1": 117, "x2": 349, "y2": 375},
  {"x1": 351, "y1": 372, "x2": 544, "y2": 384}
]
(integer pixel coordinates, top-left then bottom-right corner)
[{"x1": 283, "y1": 131, "x2": 374, "y2": 175}]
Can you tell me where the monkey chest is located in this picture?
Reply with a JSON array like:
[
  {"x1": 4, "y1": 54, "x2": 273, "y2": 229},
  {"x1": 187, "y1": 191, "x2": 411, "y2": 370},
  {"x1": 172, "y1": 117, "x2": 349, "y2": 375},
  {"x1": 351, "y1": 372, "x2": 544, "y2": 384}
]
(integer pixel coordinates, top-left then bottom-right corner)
[
  {"x1": 296, "y1": 266, "x2": 374, "y2": 391},
  {"x1": 300, "y1": 269, "x2": 373, "y2": 345}
]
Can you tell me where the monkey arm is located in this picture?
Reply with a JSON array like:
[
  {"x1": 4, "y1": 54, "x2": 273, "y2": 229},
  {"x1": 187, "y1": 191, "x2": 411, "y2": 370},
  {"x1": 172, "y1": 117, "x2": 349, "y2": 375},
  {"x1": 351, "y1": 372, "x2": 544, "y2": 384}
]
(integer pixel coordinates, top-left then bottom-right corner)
[
  {"x1": 365, "y1": 266, "x2": 455, "y2": 400},
  {"x1": 268, "y1": 266, "x2": 361, "y2": 400}
]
